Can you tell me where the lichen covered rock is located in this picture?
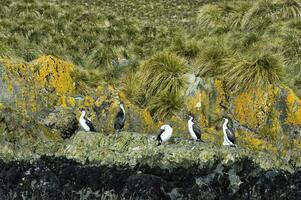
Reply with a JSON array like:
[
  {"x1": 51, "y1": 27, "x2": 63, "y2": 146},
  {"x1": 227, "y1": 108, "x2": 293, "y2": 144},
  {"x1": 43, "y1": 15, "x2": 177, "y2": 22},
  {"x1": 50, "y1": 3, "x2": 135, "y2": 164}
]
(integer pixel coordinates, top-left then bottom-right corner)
[{"x1": 41, "y1": 108, "x2": 79, "y2": 139}]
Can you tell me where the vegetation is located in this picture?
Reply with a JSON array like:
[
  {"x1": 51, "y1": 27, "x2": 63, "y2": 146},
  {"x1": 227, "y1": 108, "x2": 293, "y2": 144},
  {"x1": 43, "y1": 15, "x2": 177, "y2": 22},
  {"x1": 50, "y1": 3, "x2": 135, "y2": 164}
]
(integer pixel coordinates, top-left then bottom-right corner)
[
  {"x1": 1, "y1": 0, "x2": 301, "y2": 118},
  {"x1": 195, "y1": 0, "x2": 301, "y2": 96},
  {"x1": 124, "y1": 52, "x2": 188, "y2": 121}
]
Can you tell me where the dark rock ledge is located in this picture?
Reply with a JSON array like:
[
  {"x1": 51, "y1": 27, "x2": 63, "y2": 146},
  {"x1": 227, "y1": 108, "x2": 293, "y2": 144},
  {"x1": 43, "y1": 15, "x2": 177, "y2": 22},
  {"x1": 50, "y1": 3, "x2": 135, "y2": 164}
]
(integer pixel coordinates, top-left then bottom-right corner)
[{"x1": 0, "y1": 155, "x2": 300, "y2": 200}]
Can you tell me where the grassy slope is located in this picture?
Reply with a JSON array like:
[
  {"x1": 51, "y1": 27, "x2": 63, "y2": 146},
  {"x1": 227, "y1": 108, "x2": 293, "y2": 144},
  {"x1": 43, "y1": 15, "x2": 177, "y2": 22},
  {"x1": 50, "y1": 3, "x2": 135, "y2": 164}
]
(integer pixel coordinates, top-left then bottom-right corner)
[{"x1": 0, "y1": 0, "x2": 205, "y2": 66}]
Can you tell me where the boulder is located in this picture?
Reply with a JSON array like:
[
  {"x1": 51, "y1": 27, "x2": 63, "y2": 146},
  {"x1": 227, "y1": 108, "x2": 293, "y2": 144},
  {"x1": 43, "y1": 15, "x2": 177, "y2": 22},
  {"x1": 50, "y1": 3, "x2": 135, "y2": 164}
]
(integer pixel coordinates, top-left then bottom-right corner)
[{"x1": 41, "y1": 109, "x2": 79, "y2": 139}]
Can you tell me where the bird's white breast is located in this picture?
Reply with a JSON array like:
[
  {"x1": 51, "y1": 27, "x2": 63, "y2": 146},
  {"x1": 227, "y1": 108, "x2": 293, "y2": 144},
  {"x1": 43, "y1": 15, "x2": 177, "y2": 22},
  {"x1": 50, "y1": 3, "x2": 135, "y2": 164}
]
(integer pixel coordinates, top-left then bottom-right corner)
[
  {"x1": 161, "y1": 126, "x2": 173, "y2": 142},
  {"x1": 188, "y1": 120, "x2": 197, "y2": 140},
  {"x1": 79, "y1": 117, "x2": 90, "y2": 131},
  {"x1": 222, "y1": 127, "x2": 234, "y2": 146}
]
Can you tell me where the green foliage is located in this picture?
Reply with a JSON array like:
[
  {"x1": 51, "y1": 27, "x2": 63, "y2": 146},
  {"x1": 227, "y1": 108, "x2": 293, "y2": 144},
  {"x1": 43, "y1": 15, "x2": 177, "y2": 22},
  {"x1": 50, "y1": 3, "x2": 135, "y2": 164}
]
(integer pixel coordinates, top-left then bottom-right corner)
[
  {"x1": 140, "y1": 52, "x2": 188, "y2": 100},
  {"x1": 196, "y1": 38, "x2": 230, "y2": 77},
  {"x1": 197, "y1": 1, "x2": 251, "y2": 32},
  {"x1": 147, "y1": 92, "x2": 183, "y2": 121},
  {"x1": 122, "y1": 71, "x2": 144, "y2": 105},
  {"x1": 170, "y1": 36, "x2": 201, "y2": 61},
  {"x1": 135, "y1": 52, "x2": 188, "y2": 120},
  {"x1": 222, "y1": 51, "x2": 284, "y2": 94},
  {"x1": 197, "y1": 4, "x2": 229, "y2": 31}
]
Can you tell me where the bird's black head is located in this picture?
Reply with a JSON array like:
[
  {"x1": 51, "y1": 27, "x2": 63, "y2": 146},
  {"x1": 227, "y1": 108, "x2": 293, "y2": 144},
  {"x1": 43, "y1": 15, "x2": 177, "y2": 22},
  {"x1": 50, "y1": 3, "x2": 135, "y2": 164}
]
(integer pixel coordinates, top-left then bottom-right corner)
[
  {"x1": 187, "y1": 113, "x2": 194, "y2": 120},
  {"x1": 80, "y1": 108, "x2": 85, "y2": 112}
]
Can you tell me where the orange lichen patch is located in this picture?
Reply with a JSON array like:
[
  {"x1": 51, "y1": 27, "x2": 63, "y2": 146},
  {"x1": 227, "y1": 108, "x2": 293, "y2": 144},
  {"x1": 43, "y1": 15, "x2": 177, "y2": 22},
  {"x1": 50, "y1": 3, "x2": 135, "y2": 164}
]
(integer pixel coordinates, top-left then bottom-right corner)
[
  {"x1": 142, "y1": 110, "x2": 155, "y2": 133},
  {"x1": 233, "y1": 87, "x2": 275, "y2": 129},
  {"x1": 286, "y1": 90, "x2": 301, "y2": 126},
  {"x1": 198, "y1": 90, "x2": 210, "y2": 127},
  {"x1": 83, "y1": 96, "x2": 95, "y2": 107},
  {"x1": 58, "y1": 96, "x2": 68, "y2": 108},
  {"x1": 118, "y1": 91, "x2": 126, "y2": 101},
  {"x1": 170, "y1": 116, "x2": 187, "y2": 137},
  {"x1": 67, "y1": 97, "x2": 76, "y2": 107},
  {"x1": 34, "y1": 55, "x2": 74, "y2": 94},
  {"x1": 202, "y1": 128, "x2": 222, "y2": 145},
  {"x1": 214, "y1": 79, "x2": 226, "y2": 113},
  {"x1": 0, "y1": 58, "x2": 35, "y2": 82},
  {"x1": 186, "y1": 92, "x2": 202, "y2": 112},
  {"x1": 237, "y1": 130, "x2": 276, "y2": 152}
]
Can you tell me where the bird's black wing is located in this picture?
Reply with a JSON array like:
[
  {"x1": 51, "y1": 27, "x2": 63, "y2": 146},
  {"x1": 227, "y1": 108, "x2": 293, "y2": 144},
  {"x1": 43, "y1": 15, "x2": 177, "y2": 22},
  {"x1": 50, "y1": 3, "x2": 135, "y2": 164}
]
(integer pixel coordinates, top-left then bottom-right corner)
[
  {"x1": 157, "y1": 128, "x2": 164, "y2": 141},
  {"x1": 192, "y1": 123, "x2": 202, "y2": 140},
  {"x1": 84, "y1": 116, "x2": 95, "y2": 132},
  {"x1": 114, "y1": 111, "x2": 125, "y2": 130},
  {"x1": 226, "y1": 128, "x2": 235, "y2": 144}
]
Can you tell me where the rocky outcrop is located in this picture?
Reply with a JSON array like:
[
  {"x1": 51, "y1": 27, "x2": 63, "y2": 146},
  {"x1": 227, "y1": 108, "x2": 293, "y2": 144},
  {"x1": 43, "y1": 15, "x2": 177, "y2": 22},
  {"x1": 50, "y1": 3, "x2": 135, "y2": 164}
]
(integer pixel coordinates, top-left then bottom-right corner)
[
  {"x1": 0, "y1": 107, "x2": 62, "y2": 161},
  {"x1": 0, "y1": 56, "x2": 157, "y2": 137},
  {"x1": 1, "y1": 55, "x2": 301, "y2": 199},
  {"x1": 41, "y1": 109, "x2": 79, "y2": 139},
  {"x1": 185, "y1": 74, "x2": 301, "y2": 134},
  {"x1": 0, "y1": 155, "x2": 300, "y2": 200}
]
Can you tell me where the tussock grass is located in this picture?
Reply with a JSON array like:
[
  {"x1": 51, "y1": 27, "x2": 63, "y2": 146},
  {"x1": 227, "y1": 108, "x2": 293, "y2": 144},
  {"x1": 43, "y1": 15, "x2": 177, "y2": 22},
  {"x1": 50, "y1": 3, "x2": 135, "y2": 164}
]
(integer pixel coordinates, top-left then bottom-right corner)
[
  {"x1": 222, "y1": 51, "x2": 284, "y2": 94},
  {"x1": 147, "y1": 92, "x2": 184, "y2": 121},
  {"x1": 170, "y1": 35, "x2": 201, "y2": 61},
  {"x1": 140, "y1": 52, "x2": 188, "y2": 99},
  {"x1": 131, "y1": 52, "x2": 188, "y2": 120},
  {"x1": 196, "y1": 38, "x2": 230, "y2": 77}
]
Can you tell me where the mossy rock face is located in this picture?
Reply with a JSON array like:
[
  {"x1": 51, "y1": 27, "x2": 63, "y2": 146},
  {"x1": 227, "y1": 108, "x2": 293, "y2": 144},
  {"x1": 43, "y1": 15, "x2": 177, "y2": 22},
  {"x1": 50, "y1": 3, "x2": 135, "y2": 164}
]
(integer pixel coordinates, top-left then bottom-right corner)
[
  {"x1": 0, "y1": 56, "x2": 71, "y2": 119},
  {"x1": 0, "y1": 55, "x2": 300, "y2": 167},
  {"x1": 41, "y1": 109, "x2": 79, "y2": 139},
  {"x1": 0, "y1": 56, "x2": 157, "y2": 139},
  {"x1": 186, "y1": 76, "x2": 301, "y2": 133},
  {"x1": 184, "y1": 76, "x2": 301, "y2": 160},
  {"x1": 57, "y1": 131, "x2": 293, "y2": 171},
  {"x1": 0, "y1": 107, "x2": 62, "y2": 161}
]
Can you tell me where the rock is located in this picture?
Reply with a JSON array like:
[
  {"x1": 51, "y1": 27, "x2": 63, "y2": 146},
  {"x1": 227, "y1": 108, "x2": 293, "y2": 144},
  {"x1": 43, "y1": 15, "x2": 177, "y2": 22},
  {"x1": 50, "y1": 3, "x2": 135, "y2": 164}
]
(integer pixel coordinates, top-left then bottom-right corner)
[
  {"x1": 0, "y1": 107, "x2": 62, "y2": 161},
  {"x1": 124, "y1": 173, "x2": 169, "y2": 200},
  {"x1": 0, "y1": 156, "x2": 300, "y2": 199},
  {"x1": 41, "y1": 109, "x2": 79, "y2": 139}
]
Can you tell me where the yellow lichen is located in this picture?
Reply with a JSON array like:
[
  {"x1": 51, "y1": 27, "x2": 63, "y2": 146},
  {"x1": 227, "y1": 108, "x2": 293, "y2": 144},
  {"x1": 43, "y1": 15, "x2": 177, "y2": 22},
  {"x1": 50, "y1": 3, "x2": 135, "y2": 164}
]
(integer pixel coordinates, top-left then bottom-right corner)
[
  {"x1": 234, "y1": 87, "x2": 275, "y2": 129},
  {"x1": 34, "y1": 55, "x2": 74, "y2": 94},
  {"x1": 214, "y1": 79, "x2": 226, "y2": 115},
  {"x1": 118, "y1": 91, "x2": 126, "y2": 101},
  {"x1": 202, "y1": 128, "x2": 222, "y2": 145},
  {"x1": 58, "y1": 96, "x2": 68, "y2": 108},
  {"x1": 67, "y1": 97, "x2": 76, "y2": 107},
  {"x1": 142, "y1": 110, "x2": 155, "y2": 133},
  {"x1": 83, "y1": 96, "x2": 95, "y2": 107},
  {"x1": 286, "y1": 90, "x2": 301, "y2": 125},
  {"x1": 238, "y1": 130, "x2": 277, "y2": 153}
]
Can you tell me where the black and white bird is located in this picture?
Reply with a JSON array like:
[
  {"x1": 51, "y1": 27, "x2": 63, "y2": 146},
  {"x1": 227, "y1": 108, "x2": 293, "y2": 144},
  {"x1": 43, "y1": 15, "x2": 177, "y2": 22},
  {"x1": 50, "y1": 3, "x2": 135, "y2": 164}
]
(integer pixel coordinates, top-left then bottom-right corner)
[
  {"x1": 157, "y1": 124, "x2": 173, "y2": 146},
  {"x1": 222, "y1": 118, "x2": 235, "y2": 146},
  {"x1": 187, "y1": 114, "x2": 203, "y2": 142},
  {"x1": 79, "y1": 109, "x2": 95, "y2": 132},
  {"x1": 114, "y1": 101, "x2": 126, "y2": 133}
]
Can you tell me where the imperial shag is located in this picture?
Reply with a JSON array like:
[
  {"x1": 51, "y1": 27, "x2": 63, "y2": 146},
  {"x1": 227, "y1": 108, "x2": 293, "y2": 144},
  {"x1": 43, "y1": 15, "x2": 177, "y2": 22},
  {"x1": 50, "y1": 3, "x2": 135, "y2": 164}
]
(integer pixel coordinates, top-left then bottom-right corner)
[
  {"x1": 114, "y1": 101, "x2": 126, "y2": 133},
  {"x1": 187, "y1": 114, "x2": 203, "y2": 142},
  {"x1": 222, "y1": 118, "x2": 235, "y2": 146},
  {"x1": 157, "y1": 124, "x2": 173, "y2": 146},
  {"x1": 79, "y1": 109, "x2": 95, "y2": 132}
]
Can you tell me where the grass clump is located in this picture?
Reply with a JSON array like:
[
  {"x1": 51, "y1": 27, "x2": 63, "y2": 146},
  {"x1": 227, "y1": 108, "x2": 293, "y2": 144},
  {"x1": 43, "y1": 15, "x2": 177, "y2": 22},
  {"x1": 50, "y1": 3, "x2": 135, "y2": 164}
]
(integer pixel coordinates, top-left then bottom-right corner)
[
  {"x1": 196, "y1": 38, "x2": 230, "y2": 78},
  {"x1": 147, "y1": 92, "x2": 184, "y2": 121},
  {"x1": 140, "y1": 52, "x2": 188, "y2": 100},
  {"x1": 129, "y1": 52, "x2": 188, "y2": 121},
  {"x1": 223, "y1": 51, "x2": 284, "y2": 94},
  {"x1": 170, "y1": 36, "x2": 201, "y2": 61}
]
